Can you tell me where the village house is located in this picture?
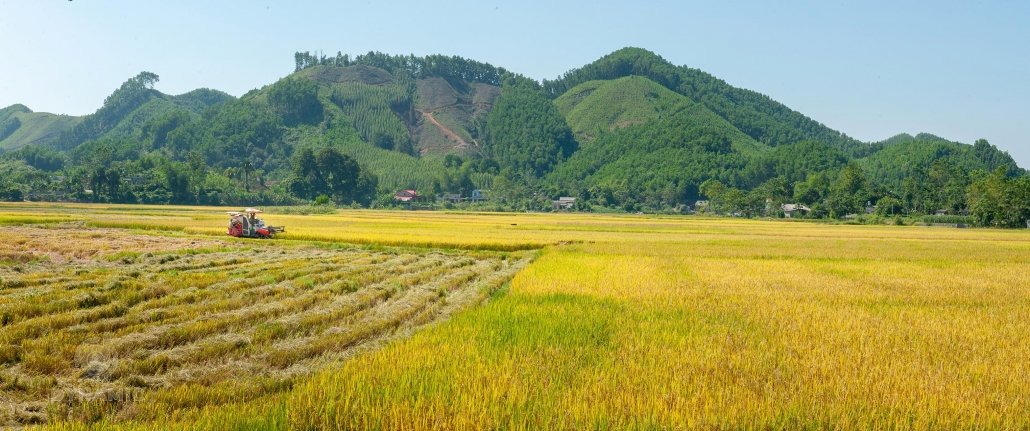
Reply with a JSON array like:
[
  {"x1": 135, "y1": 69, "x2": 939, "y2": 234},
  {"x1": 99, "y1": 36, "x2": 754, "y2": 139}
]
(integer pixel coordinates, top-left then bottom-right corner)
[
  {"x1": 469, "y1": 189, "x2": 488, "y2": 203},
  {"x1": 552, "y1": 197, "x2": 576, "y2": 210},
  {"x1": 122, "y1": 174, "x2": 145, "y2": 184},
  {"x1": 781, "y1": 203, "x2": 810, "y2": 218},
  {"x1": 441, "y1": 193, "x2": 462, "y2": 204},
  {"x1": 693, "y1": 200, "x2": 710, "y2": 213},
  {"x1": 394, "y1": 190, "x2": 419, "y2": 202},
  {"x1": 934, "y1": 209, "x2": 949, "y2": 216}
]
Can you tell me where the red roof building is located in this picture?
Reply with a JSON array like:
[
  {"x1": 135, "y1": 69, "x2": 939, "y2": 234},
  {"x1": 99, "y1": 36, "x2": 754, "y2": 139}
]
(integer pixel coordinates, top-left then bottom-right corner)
[{"x1": 394, "y1": 190, "x2": 419, "y2": 202}]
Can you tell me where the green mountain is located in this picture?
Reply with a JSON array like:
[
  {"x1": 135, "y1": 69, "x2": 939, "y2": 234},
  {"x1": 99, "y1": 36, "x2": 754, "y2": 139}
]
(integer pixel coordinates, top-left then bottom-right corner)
[
  {"x1": 1, "y1": 48, "x2": 1025, "y2": 220},
  {"x1": 543, "y1": 47, "x2": 872, "y2": 157},
  {"x1": 99, "y1": 88, "x2": 234, "y2": 141},
  {"x1": 555, "y1": 75, "x2": 768, "y2": 155},
  {"x1": 857, "y1": 138, "x2": 1022, "y2": 190},
  {"x1": 0, "y1": 104, "x2": 81, "y2": 151},
  {"x1": 555, "y1": 76, "x2": 683, "y2": 141},
  {"x1": 0, "y1": 86, "x2": 227, "y2": 152},
  {"x1": 546, "y1": 102, "x2": 750, "y2": 206}
]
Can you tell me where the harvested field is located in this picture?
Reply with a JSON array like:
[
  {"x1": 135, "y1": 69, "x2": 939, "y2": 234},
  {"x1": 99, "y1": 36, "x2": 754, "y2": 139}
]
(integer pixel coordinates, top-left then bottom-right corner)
[
  {"x1": 0, "y1": 225, "x2": 228, "y2": 263},
  {"x1": 0, "y1": 226, "x2": 531, "y2": 427}
]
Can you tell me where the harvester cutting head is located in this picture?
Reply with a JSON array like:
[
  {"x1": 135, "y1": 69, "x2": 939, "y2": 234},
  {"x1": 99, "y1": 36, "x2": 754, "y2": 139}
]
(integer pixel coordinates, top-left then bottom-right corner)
[{"x1": 226, "y1": 208, "x2": 285, "y2": 238}]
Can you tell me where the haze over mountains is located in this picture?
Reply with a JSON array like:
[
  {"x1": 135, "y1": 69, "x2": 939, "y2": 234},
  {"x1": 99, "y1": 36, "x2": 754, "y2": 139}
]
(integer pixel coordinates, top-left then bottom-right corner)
[{"x1": 0, "y1": 48, "x2": 1023, "y2": 216}]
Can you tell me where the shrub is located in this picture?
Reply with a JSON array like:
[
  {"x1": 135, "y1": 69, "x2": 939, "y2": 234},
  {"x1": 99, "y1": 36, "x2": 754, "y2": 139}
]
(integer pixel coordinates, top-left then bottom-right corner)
[{"x1": 923, "y1": 215, "x2": 974, "y2": 225}]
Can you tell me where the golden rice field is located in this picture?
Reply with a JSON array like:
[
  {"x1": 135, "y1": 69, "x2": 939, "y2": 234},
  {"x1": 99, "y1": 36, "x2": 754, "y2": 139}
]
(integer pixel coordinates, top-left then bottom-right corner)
[{"x1": 0, "y1": 202, "x2": 1028, "y2": 429}]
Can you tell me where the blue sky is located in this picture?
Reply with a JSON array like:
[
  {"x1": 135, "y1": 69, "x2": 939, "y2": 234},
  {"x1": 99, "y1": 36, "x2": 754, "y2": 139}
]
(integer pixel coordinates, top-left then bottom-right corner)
[{"x1": 1, "y1": 0, "x2": 1028, "y2": 167}]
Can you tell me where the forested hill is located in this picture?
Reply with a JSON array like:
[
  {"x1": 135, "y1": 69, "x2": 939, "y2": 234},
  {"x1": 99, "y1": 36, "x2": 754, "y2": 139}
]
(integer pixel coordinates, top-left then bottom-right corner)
[
  {"x1": 543, "y1": 48, "x2": 870, "y2": 157},
  {"x1": 1, "y1": 48, "x2": 1026, "y2": 226}
]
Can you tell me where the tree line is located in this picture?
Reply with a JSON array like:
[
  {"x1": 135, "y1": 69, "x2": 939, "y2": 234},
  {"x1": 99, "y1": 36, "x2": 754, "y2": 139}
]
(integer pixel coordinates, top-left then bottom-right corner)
[
  {"x1": 294, "y1": 51, "x2": 506, "y2": 86},
  {"x1": 693, "y1": 158, "x2": 1030, "y2": 228}
]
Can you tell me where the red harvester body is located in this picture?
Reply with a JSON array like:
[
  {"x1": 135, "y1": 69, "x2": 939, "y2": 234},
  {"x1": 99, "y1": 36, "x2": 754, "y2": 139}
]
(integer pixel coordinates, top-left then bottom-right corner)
[{"x1": 227, "y1": 208, "x2": 284, "y2": 239}]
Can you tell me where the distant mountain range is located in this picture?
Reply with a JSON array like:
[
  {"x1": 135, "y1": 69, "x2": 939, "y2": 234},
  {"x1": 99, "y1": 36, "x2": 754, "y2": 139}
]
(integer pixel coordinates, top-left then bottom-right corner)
[{"x1": 0, "y1": 47, "x2": 1023, "y2": 213}]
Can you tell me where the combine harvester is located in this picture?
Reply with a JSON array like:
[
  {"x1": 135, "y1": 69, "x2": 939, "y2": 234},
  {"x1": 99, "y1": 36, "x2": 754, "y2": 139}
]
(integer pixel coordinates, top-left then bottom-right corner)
[{"x1": 227, "y1": 208, "x2": 285, "y2": 238}]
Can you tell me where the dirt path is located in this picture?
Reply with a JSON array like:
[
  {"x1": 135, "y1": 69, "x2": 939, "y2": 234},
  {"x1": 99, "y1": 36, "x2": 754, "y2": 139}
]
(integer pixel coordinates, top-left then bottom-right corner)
[{"x1": 418, "y1": 110, "x2": 477, "y2": 152}]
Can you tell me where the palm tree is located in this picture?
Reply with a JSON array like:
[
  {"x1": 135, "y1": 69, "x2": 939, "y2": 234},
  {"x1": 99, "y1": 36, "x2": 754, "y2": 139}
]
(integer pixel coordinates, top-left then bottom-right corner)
[
  {"x1": 89, "y1": 167, "x2": 107, "y2": 202},
  {"x1": 241, "y1": 159, "x2": 253, "y2": 192}
]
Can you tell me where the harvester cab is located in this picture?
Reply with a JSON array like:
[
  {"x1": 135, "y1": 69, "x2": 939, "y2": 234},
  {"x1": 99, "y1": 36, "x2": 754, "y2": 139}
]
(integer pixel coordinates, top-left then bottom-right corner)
[{"x1": 227, "y1": 208, "x2": 285, "y2": 238}]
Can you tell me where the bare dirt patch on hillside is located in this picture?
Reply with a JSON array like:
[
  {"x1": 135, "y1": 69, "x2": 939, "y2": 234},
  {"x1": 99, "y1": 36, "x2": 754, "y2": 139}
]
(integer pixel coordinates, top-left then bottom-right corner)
[
  {"x1": 418, "y1": 109, "x2": 474, "y2": 154},
  {"x1": 471, "y1": 83, "x2": 501, "y2": 110},
  {"x1": 416, "y1": 77, "x2": 461, "y2": 110}
]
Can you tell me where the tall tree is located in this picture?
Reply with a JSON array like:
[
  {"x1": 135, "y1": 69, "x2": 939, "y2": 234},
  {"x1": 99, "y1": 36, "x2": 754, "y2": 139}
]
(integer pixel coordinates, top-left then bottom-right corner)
[
  {"x1": 241, "y1": 159, "x2": 253, "y2": 192},
  {"x1": 967, "y1": 166, "x2": 1030, "y2": 228},
  {"x1": 827, "y1": 163, "x2": 870, "y2": 217},
  {"x1": 314, "y1": 147, "x2": 360, "y2": 202}
]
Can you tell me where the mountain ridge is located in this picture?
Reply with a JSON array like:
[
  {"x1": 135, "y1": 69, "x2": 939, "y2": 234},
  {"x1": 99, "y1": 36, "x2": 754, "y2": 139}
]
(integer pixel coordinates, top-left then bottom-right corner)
[{"x1": 0, "y1": 48, "x2": 1024, "y2": 220}]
